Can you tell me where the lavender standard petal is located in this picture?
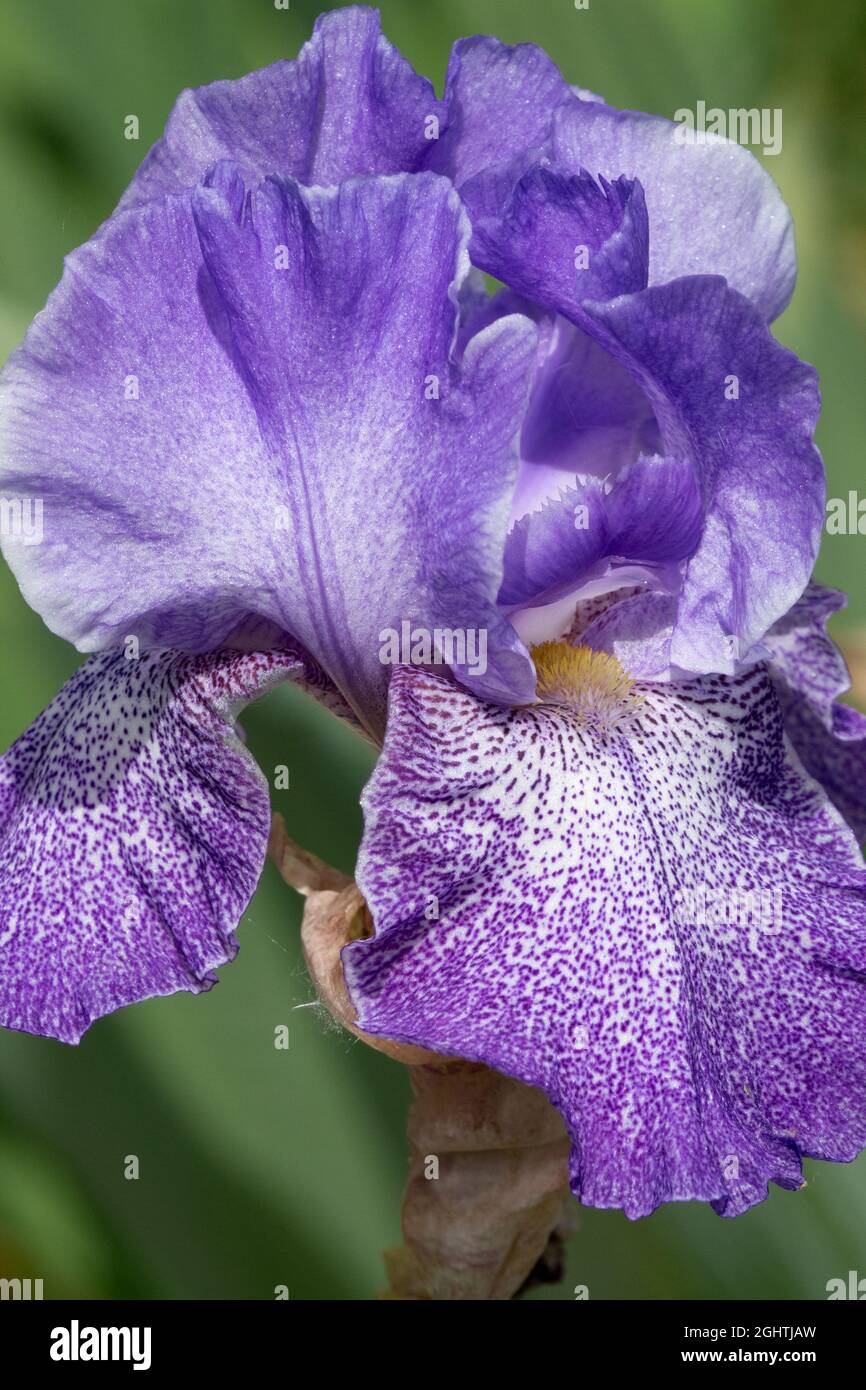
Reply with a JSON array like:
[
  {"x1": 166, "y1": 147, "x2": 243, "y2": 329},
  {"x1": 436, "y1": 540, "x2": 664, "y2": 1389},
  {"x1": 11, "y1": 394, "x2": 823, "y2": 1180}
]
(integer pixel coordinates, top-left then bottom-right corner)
[
  {"x1": 426, "y1": 34, "x2": 571, "y2": 189},
  {"x1": 582, "y1": 278, "x2": 823, "y2": 674},
  {"x1": 515, "y1": 317, "x2": 659, "y2": 498},
  {"x1": 192, "y1": 165, "x2": 537, "y2": 725},
  {"x1": 119, "y1": 6, "x2": 447, "y2": 210},
  {"x1": 466, "y1": 162, "x2": 819, "y2": 675},
  {"x1": 0, "y1": 168, "x2": 538, "y2": 736}
]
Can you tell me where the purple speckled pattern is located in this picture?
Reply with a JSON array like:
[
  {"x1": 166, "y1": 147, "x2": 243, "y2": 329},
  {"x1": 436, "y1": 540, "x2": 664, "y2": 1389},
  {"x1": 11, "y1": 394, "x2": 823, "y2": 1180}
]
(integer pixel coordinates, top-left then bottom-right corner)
[
  {"x1": 349, "y1": 663, "x2": 866, "y2": 1216},
  {"x1": 0, "y1": 647, "x2": 301, "y2": 1042}
]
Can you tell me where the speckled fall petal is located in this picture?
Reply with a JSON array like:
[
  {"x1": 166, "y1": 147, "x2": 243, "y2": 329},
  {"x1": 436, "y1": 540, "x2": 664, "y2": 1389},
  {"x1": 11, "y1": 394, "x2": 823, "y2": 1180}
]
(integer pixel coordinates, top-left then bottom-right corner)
[
  {"x1": 0, "y1": 646, "x2": 307, "y2": 1043},
  {"x1": 347, "y1": 663, "x2": 866, "y2": 1218}
]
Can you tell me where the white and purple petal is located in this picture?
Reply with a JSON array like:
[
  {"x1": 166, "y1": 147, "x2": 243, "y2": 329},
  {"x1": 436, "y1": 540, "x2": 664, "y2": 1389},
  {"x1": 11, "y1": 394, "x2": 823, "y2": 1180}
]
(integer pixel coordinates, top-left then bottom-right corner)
[
  {"x1": 347, "y1": 663, "x2": 866, "y2": 1217},
  {"x1": 764, "y1": 583, "x2": 865, "y2": 735},
  {"x1": 577, "y1": 589, "x2": 679, "y2": 681},
  {"x1": 0, "y1": 646, "x2": 304, "y2": 1043}
]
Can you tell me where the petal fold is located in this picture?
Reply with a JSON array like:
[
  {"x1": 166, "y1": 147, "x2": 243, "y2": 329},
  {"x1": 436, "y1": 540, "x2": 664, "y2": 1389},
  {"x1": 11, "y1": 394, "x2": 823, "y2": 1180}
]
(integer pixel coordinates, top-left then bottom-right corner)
[
  {"x1": 465, "y1": 160, "x2": 819, "y2": 674},
  {"x1": 552, "y1": 98, "x2": 796, "y2": 320},
  {"x1": 500, "y1": 454, "x2": 703, "y2": 611},
  {"x1": 470, "y1": 167, "x2": 649, "y2": 308},
  {"x1": 765, "y1": 583, "x2": 866, "y2": 844},
  {"x1": 581, "y1": 278, "x2": 823, "y2": 674}
]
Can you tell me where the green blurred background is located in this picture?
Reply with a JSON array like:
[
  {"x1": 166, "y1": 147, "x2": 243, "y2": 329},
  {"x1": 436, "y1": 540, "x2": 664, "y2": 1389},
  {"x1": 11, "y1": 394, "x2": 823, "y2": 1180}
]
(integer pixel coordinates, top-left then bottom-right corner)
[{"x1": 0, "y1": 0, "x2": 864, "y2": 1301}]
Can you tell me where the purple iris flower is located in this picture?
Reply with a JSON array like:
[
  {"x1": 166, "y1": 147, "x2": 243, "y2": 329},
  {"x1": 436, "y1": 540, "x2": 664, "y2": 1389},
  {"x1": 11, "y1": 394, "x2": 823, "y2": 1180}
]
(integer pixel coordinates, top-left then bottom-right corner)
[{"x1": 1, "y1": 5, "x2": 865, "y2": 1220}]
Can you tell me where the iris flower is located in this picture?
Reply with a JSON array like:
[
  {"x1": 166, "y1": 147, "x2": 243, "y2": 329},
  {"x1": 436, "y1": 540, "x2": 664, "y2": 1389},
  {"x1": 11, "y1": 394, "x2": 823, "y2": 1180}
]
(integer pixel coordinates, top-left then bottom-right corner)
[{"x1": 1, "y1": 6, "x2": 865, "y2": 1221}]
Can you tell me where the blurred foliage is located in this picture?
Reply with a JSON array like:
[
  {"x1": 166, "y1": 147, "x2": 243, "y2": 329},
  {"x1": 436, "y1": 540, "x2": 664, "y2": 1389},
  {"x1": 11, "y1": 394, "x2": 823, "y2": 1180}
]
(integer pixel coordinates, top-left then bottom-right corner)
[{"x1": 0, "y1": 0, "x2": 864, "y2": 1301}]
